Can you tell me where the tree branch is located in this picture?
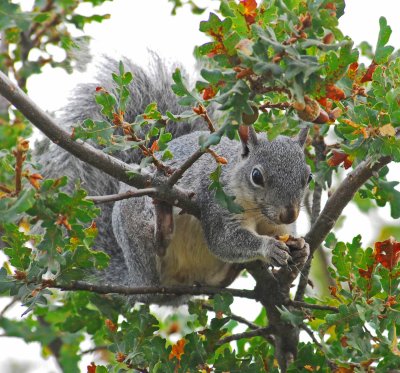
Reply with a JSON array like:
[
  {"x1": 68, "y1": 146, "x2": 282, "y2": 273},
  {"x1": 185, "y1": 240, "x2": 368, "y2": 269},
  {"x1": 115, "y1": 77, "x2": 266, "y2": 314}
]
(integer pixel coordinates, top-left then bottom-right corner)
[
  {"x1": 51, "y1": 281, "x2": 256, "y2": 299},
  {"x1": 167, "y1": 148, "x2": 205, "y2": 187},
  {"x1": 291, "y1": 301, "x2": 338, "y2": 313},
  {"x1": 217, "y1": 326, "x2": 274, "y2": 346},
  {"x1": 296, "y1": 155, "x2": 392, "y2": 301},
  {"x1": 0, "y1": 71, "x2": 200, "y2": 216},
  {"x1": 201, "y1": 303, "x2": 259, "y2": 330},
  {"x1": 87, "y1": 188, "x2": 157, "y2": 204}
]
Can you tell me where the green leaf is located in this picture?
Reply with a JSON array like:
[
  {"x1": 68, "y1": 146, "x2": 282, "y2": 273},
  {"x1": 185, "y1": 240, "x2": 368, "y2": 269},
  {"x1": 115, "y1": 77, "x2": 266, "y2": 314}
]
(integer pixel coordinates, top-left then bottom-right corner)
[
  {"x1": 375, "y1": 17, "x2": 394, "y2": 64},
  {"x1": 213, "y1": 293, "x2": 233, "y2": 315},
  {"x1": 0, "y1": 189, "x2": 36, "y2": 223}
]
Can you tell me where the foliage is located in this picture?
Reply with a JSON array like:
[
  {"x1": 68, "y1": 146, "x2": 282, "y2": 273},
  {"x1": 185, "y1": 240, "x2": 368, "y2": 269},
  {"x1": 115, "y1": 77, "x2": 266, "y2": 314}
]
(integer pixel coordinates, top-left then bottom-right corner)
[{"x1": 0, "y1": 0, "x2": 399, "y2": 372}]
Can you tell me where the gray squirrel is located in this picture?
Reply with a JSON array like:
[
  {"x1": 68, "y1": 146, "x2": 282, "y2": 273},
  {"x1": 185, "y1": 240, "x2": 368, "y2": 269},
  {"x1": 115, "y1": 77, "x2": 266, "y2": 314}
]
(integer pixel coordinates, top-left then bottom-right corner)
[{"x1": 35, "y1": 57, "x2": 311, "y2": 303}]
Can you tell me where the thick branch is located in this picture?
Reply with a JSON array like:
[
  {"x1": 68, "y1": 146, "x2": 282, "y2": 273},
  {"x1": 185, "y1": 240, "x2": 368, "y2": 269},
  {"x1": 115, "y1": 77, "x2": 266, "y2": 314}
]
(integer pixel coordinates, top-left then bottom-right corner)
[
  {"x1": 307, "y1": 155, "x2": 391, "y2": 251},
  {"x1": 51, "y1": 281, "x2": 256, "y2": 299},
  {"x1": 296, "y1": 155, "x2": 391, "y2": 301},
  {"x1": 0, "y1": 71, "x2": 200, "y2": 216}
]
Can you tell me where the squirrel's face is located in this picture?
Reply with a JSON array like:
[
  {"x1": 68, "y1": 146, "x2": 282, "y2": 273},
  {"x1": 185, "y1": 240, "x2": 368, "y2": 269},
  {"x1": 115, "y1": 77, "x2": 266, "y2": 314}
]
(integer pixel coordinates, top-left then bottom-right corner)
[{"x1": 233, "y1": 127, "x2": 311, "y2": 226}]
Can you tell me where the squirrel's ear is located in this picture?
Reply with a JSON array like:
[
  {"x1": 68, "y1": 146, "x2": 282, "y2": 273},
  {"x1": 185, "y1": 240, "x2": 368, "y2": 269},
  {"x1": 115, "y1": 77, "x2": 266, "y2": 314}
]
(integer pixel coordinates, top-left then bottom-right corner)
[
  {"x1": 296, "y1": 127, "x2": 309, "y2": 148},
  {"x1": 239, "y1": 125, "x2": 258, "y2": 157}
]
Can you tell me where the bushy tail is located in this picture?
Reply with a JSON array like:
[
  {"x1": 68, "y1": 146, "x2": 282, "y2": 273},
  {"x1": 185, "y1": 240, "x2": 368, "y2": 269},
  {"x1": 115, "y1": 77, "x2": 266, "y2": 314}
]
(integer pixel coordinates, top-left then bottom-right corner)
[{"x1": 34, "y1": 55, "x2": 205, "y2": 284}]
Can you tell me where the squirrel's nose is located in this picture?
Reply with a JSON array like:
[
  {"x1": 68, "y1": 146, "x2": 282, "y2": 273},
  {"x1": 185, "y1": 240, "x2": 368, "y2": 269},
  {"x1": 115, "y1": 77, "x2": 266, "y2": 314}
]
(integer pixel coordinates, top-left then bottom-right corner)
[{"x1": 279, "y1": 206, "x2": 299, "y2": 224}]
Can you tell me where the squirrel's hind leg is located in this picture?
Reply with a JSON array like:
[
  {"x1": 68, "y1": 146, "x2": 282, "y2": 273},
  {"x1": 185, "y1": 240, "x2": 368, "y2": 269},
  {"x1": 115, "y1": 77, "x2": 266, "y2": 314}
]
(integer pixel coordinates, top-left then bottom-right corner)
[{"x1": 112, "y1": 193, "x2": 188, "y2": 305}]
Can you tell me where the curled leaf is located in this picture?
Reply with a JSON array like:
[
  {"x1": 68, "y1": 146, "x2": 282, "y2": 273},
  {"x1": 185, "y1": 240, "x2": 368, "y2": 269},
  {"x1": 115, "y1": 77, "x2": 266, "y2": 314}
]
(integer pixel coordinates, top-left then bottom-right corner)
[
  {"x1": 327, "y1": 150, "x2": 353, "y2": 169},
  {"x1": 326, "y1": 84, "x2": 345, "y2": 101},
  {"x1": 374, "y1": 237, "x2": 400, "y2": 271}
]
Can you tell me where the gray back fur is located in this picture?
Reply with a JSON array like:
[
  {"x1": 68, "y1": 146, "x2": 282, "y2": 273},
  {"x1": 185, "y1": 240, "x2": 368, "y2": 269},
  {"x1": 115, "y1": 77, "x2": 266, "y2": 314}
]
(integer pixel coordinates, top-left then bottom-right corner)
[{"x1": 34, "y1": 56, "x2": 206, "y2": 285}]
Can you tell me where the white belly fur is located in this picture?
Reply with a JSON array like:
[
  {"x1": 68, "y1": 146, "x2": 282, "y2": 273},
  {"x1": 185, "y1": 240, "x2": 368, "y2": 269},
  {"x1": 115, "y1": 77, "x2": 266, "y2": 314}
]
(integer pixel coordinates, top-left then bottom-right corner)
[
  {"x1": 156, "y1": 207, "x2": 292, "y2": 286},
  {"x1": 156, "y1": 214, "x2": 233, "y2": 286}
]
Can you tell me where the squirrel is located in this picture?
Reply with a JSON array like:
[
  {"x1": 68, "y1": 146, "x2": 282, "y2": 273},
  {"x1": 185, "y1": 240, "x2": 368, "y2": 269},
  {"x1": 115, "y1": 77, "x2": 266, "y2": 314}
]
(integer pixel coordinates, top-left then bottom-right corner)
[{"x1": 35, "y1": 57, "x2": 311, "y2": 303}]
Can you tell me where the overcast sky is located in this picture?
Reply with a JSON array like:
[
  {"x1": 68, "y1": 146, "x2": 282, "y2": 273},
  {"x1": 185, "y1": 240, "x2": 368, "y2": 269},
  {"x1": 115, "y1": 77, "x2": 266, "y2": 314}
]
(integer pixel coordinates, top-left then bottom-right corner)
[{"x1": 2, "y1": 1, "x2": 400, "y2": 372}]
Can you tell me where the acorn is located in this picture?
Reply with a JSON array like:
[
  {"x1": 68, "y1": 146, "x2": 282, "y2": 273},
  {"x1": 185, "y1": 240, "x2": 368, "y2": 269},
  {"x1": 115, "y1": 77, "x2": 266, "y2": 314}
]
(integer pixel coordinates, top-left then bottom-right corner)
[
  {"x1": 294, "y1": 96, "x2": 321, "y2": 122},
  {"x1": 313, "y1": 109, "x2": 330, "y2": 124},
  {"x1": 242, "y1": 105, "x2": 259, "y2": 125},
  {"x1": 323, "y1": 32, "x2": 335, "y2": 44}
]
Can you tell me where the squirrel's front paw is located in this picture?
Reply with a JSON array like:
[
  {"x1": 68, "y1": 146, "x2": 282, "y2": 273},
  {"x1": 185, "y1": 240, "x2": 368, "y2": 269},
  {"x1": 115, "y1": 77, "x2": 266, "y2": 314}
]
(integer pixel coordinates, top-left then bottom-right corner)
[
  {"x1": 286, "y1": 237, "x2": 310, "y2": 267},
  {"x1": 262, "y1": 238, "x2": 291, "y2": 267}
]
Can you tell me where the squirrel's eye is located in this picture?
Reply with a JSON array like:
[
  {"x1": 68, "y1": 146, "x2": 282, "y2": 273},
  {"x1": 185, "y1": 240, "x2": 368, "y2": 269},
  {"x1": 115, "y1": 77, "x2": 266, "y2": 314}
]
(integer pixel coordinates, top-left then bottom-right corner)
[
  {"x1": 251, "y1": 168, "x2": 264, "y2": 186},
  {"x1": 307, "y1": 173, "x2": 313, "y2": 184}
]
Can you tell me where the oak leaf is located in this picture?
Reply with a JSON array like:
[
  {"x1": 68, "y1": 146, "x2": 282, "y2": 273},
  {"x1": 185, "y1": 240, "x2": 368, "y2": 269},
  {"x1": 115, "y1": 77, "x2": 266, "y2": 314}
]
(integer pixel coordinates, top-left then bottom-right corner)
[
  {"x1": 327, "y1": 150, "x2": 353, "y2": 169},
  {"x1": 374, "y1": 237, "x2": 400, "y2": 271},
  {"x1": 240, "y1": 0, "x2": 257, "y2": 25},
  {"x1": 169, "y1": 338, "x2": 186, "y2": 361}
]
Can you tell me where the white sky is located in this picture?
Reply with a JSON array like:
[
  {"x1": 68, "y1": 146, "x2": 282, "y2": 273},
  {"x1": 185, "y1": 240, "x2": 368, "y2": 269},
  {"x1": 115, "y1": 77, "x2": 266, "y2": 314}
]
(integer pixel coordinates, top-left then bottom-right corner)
[{"x1": 1, "y1": 1, "x2": 400, "y2": 372}]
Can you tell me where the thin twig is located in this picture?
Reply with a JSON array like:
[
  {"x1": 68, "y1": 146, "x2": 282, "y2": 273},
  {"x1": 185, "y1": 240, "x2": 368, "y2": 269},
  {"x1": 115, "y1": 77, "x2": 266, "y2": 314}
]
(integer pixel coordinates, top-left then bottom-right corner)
[
  {"x1": 300, "y1": 323, "x2": 323, "y2": 349},
  {"x1": 87, "y1": 188, "x2": 157, "y2": 204},
  {"x1": 201, "y1": 304, "x2": 259, "y2": 330},
  {"x1": 81, "y1": 345, "x2": 109, "y2": 355},
  {"x1": 167, "y1": 149, "x2": 205, "y2": 187},
  {"x1": 217, "y1": 326, "x2": 274, "y2": 346},
  {"x1": 259, "y1": 102, "x2": 291, "y2": 111},
  {"x1": 291, "y1": 301, "x2": 338, "y2": 313},
  {"x1": 300, "y1": 323, "x2": 338, "y2": 370},
  {"x1": 0, "y1": 297, "x2": 18, "y2": 317},
  {"x1": 50, "y1": 281, "x2": 256, "y2": 299}
]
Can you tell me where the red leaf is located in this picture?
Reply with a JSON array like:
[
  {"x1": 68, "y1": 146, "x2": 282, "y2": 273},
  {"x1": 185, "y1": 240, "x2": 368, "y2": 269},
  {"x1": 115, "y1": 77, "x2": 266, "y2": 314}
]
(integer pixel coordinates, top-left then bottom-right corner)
[
  {"x1": 348, "y1": 62, "x2": 359, "y2": 80},
  {"x1": 240, "y1": 0, "x2": 258, "y2": 25},
  {"x1": 374, "y1": 237, "x2": 400, "y2": 271},
  {"x1": 105, "y1": 319, "x2": 117, "y2": 332},
  {"x1": 327, "y1": 150, "x2": 353, "y2": 169},
  {"x1": 360, "y1": 62, "x2": 378, "y2": 83},
  {"x1": 326, "y1": 84, "x2": 345, "y2": 101},
  {"x1": 87, "y1": 362, "x2": 97, "y2": 373},
  {"x1": 359, "y1": 265, "x2": 374, "y2": 279},
  {"x1": 202, "y1": 86, "x2": 217, "y2": 100},
  {"x1": 323, "y1": 32, "x2": 334, "y2": 44}
]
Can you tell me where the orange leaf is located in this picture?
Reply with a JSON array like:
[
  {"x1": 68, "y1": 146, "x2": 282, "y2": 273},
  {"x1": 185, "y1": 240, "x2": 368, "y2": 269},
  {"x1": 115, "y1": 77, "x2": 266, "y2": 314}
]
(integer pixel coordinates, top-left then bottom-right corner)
[
  {"x1": 202, "y1": 86, "x2": 217, "y2": 100},
  {"x1": 384, "y1": 295, "x2": 397, "y2": 308},
  {"x1": 329, "y1": 285, "x2": 338, "y2": 297},
  {"x1": 335, "y1": 367, "x2": 354, "y2": 373},
  {"x1": 169, "y1": 338, "x2": 186, "y2": 361},
  {"x1": 28, "y1": 173, "x2": 43, "y2": 190},
  {"x1": 348, "y1": 62, "x2": 359, "y2": 80},
  {"x1": 360, "y1": 62, "x2": 378, "y2": 83},
  {"x1": 105, "y1": 319, "x2": 117, "y2": 333},
  {"x1": 326, "y1": 84, "x2": 345, "y2": 101},
  {"x1": 374, "y1": 237, "x2": 400, "y2": 271},
  {"x1": 56, "y1": 215, "x2": 72, "y2": 230},
  {"x1": 116, "y1": 352, "x2": 127, "y2": 363},
  {"x1": 327, "y1": 150, "x2": 353, "y2": 169},
  {"x1": 240, "y1": 0, "x2": 257, "y2": 24},
  {"x1": 150, "y1": 140, "x2": 159, "y2": 152}
]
